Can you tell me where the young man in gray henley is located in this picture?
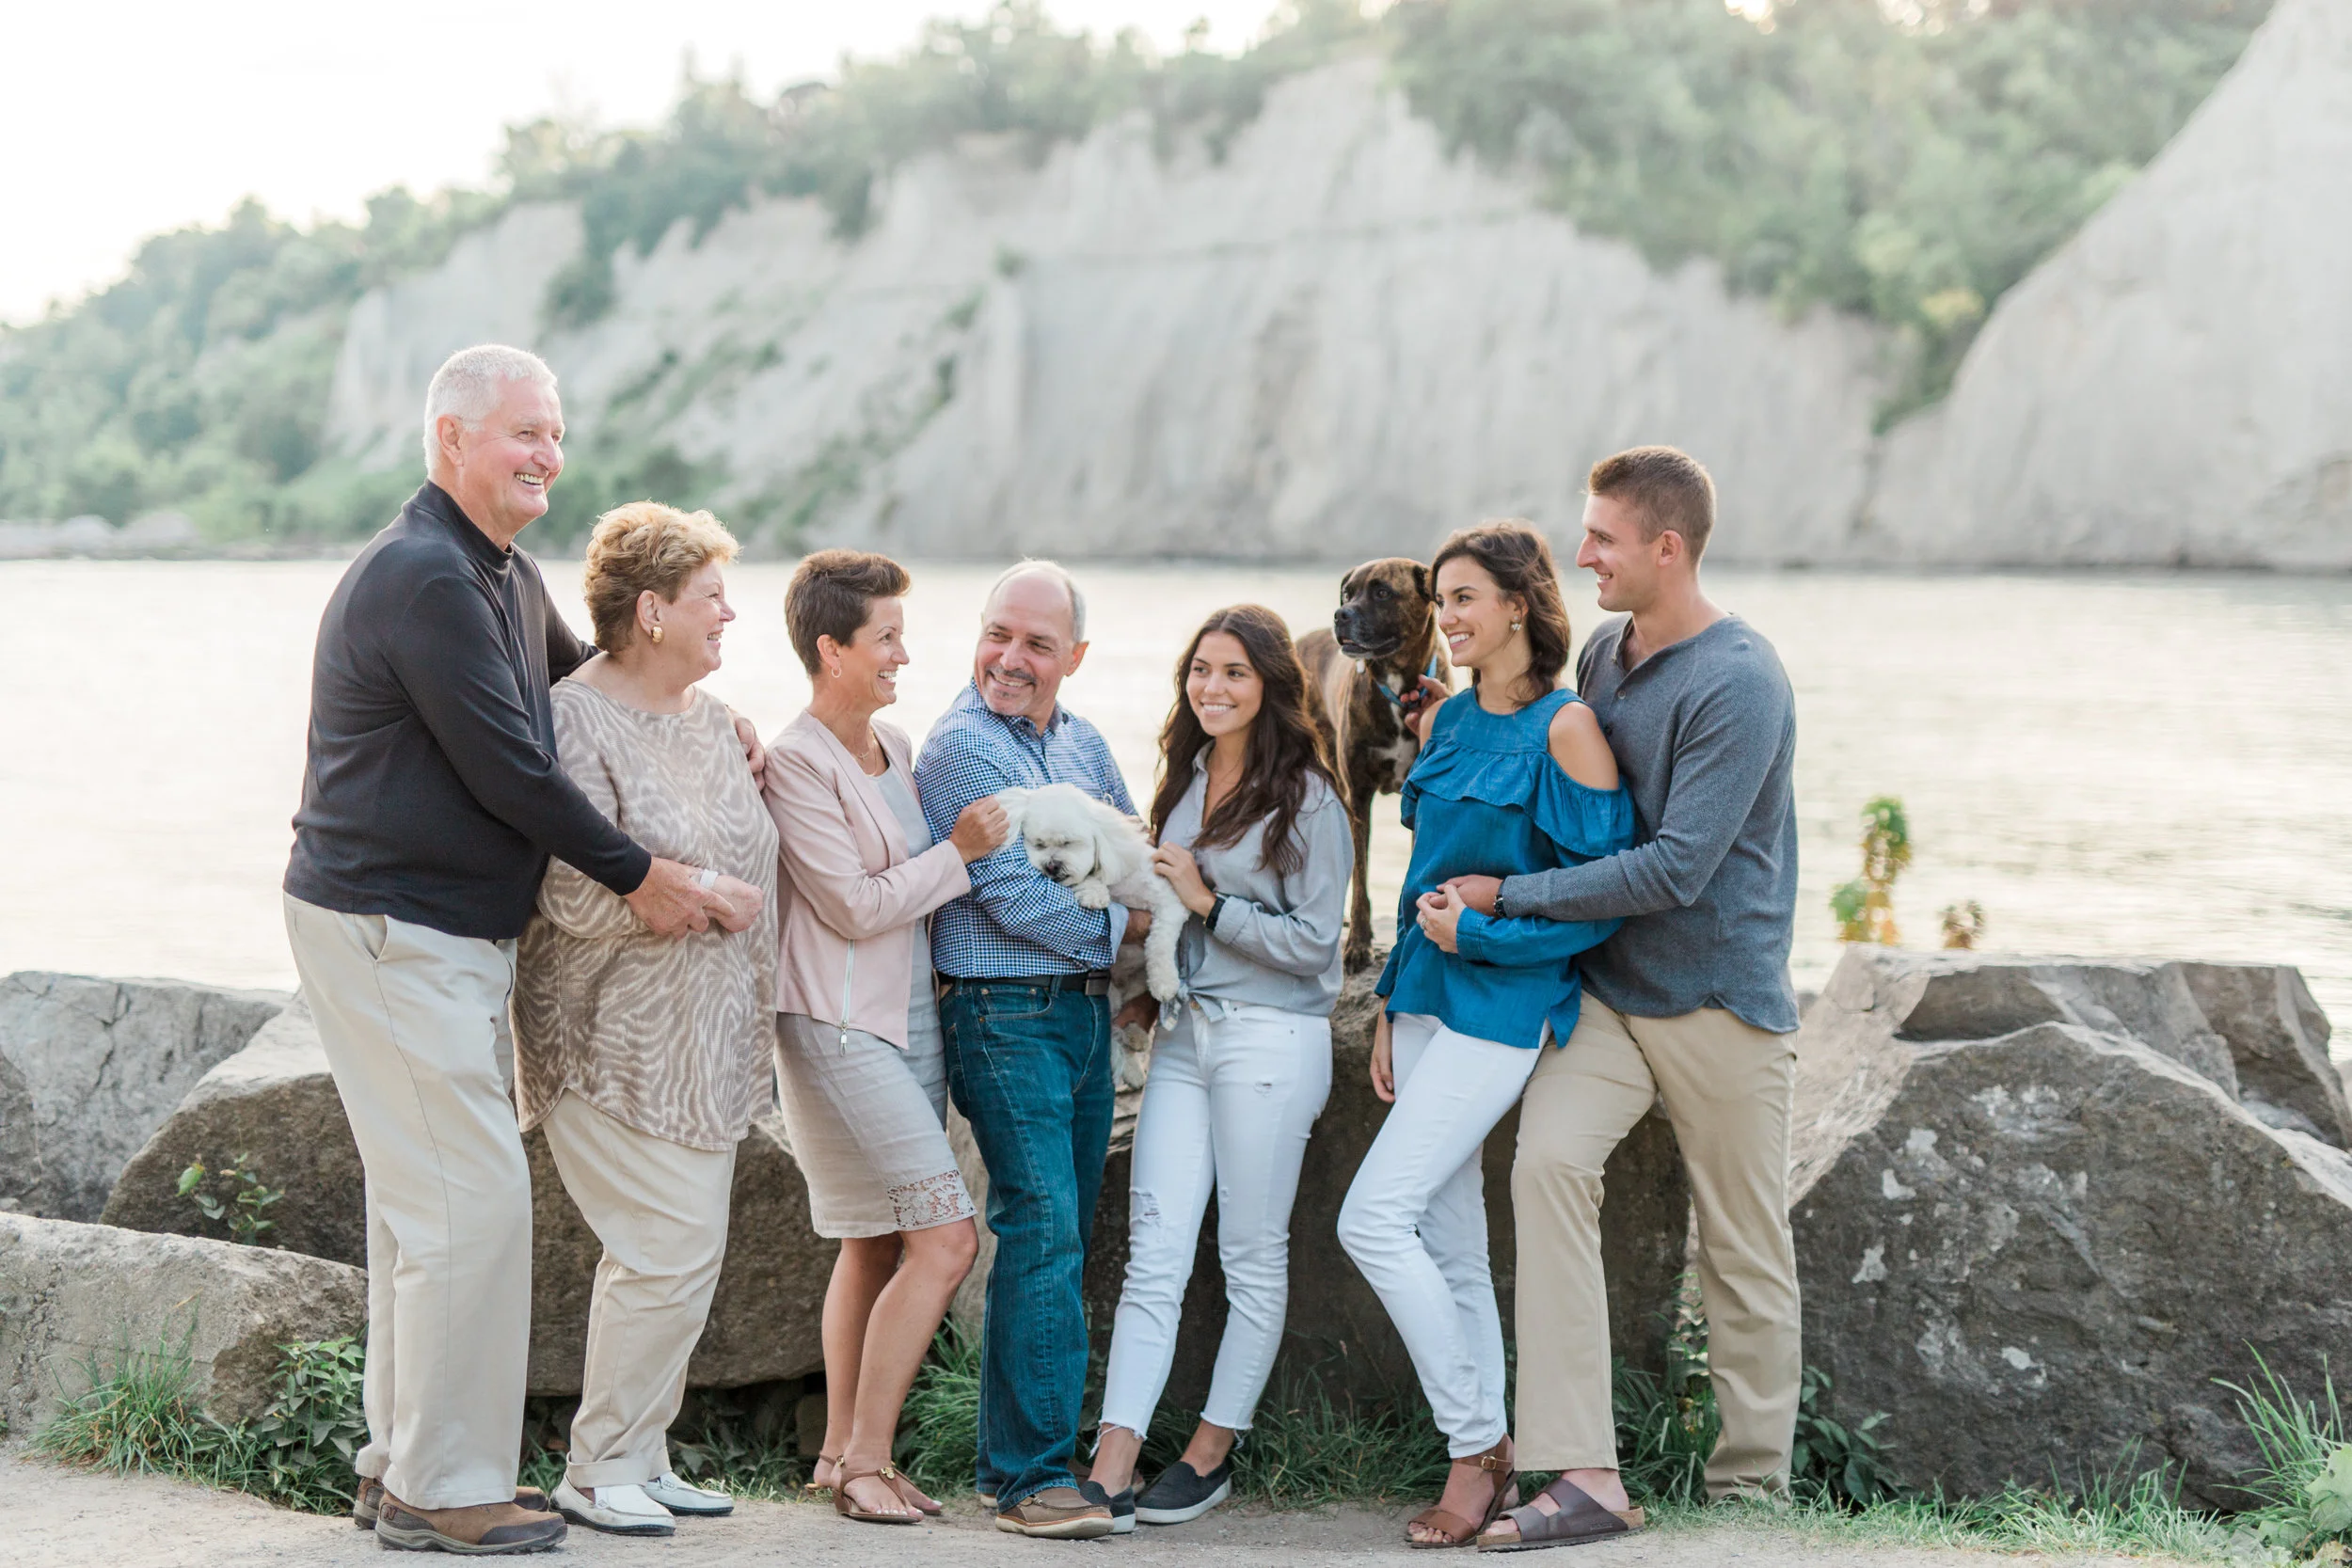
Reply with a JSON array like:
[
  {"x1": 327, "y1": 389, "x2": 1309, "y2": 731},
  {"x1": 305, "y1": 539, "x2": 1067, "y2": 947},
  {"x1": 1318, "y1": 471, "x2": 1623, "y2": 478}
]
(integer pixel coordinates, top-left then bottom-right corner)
[{"x1": 1439, "y1": 446, "x2": 1801, "y2": 1543}]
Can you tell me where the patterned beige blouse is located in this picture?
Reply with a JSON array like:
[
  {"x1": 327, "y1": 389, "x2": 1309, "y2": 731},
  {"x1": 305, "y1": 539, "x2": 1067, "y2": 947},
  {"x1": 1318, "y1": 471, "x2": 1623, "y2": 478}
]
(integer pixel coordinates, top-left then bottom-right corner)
[{"x1": 514, "y1": 680, "x2": 779, "y2": 1151}]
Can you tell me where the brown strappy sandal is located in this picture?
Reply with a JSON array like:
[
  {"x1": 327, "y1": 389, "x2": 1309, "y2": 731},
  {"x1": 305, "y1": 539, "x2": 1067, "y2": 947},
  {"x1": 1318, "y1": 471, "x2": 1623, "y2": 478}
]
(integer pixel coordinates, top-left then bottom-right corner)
[
  {"x1": 1475, "y1": 1475, "x2": 1645, "y2": 1552},
  {"x1": 883, "y1": 1469, "x2": 945, "y2": 1516},
  {"x1": 1408, "y1": 1438, "x2": 1519, "y2": 1548},
  {"x1": 802, "y1": 1453, "x2": 839, "y2": 1497},
  {"x1": 834, "y1": 1461, "x2": 924, "y2": 1525}
]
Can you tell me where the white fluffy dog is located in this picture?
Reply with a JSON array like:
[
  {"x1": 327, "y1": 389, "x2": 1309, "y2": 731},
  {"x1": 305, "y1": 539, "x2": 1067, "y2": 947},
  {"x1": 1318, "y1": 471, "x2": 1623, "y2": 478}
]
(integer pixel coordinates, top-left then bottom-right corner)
[{"x1": 993, "y1": 782, "x2": 1186, "y2": 1005}]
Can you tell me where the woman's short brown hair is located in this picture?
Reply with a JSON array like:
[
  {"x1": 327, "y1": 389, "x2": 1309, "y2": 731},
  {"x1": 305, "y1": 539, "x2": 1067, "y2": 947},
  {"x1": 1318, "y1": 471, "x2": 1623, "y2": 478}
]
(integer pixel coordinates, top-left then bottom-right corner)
[
  {"x1": 786, "y1": 549, "x2": 912, "y2": 677},
  {"x1": 1429, "y1": 520, "x2": 1573, "y2": 706},
  {"x1": 581, "y1": 502, "x2": 739, "y2": 654}
]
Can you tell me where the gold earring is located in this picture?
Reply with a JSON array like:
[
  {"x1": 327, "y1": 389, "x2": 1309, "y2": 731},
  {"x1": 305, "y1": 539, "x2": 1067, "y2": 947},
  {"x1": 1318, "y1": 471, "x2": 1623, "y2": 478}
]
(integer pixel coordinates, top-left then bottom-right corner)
[{"x1": 649, "y1": 625, "x2": 663, "y2": 645}]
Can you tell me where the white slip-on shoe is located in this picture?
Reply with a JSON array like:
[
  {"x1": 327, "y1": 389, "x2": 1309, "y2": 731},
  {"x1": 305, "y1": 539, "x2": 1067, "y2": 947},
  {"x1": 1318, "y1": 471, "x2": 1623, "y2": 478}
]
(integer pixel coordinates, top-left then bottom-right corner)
[
  {"x1": 642, "y1": 1471, "x2": 734, "y2": 1516},
  {"x1": 552, "y1": 1479, "x2": 676, "y2": 1536}
]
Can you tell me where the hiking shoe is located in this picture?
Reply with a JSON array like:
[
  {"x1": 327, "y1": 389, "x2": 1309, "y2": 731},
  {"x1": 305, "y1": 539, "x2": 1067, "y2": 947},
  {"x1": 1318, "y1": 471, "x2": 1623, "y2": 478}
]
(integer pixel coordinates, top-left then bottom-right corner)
[
  {"x1": 373, "y1": 1494, "x2": 566, "y2": 1554},
  {"x1": 643, "y1": 1470, "x2": 734, "y2": 1516},
  {"x1": 358, "y1": 1481, "x2": 546, "y2": 1530},
  {"x1": 552, "y1": 1479, "x2": 675, "y2": 1536},
  {"x1": 1080, "y1": 1479, "x2": 1136, "y2": 1535},
  {"x1": 1136, "y1": 1456, "x2": 1233, "y2": 1526},
  {"x1": 995, "y1": 1484, "x2": 1114, "y2": 1539}
]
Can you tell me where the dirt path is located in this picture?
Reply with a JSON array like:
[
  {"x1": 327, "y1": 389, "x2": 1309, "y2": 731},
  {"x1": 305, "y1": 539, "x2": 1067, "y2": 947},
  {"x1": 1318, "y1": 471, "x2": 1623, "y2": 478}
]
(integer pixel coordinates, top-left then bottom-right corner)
[{"x1": 0, "y1": 1449, "x2": 2217, "y2": 1568}]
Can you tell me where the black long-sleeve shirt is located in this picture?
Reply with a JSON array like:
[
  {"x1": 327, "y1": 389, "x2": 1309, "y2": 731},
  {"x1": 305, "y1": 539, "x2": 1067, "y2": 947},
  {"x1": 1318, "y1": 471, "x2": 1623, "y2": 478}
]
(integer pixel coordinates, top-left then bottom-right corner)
[{"x1": 284, "y1": 483, "x2": 651, "y2": 939}]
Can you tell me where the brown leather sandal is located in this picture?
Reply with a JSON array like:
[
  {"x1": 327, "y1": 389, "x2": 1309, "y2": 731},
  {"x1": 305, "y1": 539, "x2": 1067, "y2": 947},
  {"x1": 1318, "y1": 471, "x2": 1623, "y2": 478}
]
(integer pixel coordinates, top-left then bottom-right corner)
[
  {"x1": 1408, "y1": 1438, "x2": 1519, "y2": 1548},
  {"x1": 1476, "y1": 1476, "x2": 1645, "y2": 1552},
  {"x1": 802, "y1": 1453, "x2": 839, "y2": 1497},
  {"x1": 884, "y1": 1468, "x2": 945, "y2": 1516},
  {"x1": 834, "y1": 1462, "x2": 923, "y2": 1525}
]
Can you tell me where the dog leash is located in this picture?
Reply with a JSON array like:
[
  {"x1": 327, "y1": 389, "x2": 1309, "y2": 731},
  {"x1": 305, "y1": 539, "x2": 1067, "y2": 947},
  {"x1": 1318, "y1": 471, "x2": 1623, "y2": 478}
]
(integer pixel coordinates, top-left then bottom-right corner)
[{"x1": 1368, "y1": 652, "x2": 1444, "y2": 711}]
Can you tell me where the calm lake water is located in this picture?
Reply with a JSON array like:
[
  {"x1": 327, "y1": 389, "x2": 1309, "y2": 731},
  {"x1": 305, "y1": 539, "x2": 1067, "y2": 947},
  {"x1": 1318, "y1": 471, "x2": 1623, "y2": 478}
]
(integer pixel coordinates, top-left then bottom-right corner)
[{"x1": 5, "y1": 560, "x2": 2348, "y2": 1042}]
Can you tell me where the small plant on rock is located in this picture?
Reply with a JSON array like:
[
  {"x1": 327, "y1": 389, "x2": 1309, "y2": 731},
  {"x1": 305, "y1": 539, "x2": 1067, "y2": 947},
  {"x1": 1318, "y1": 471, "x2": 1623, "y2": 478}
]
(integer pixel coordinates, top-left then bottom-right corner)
[
  {"x1": 176, "y1": 1154, "x2": 282, "y2": 1245},
  {"x1": 1939, "y1": 900, "x2": 1988, "y2": 949},
  {"x1": 1832, "y1": 796, "x2": 1912, "y2": 945}
]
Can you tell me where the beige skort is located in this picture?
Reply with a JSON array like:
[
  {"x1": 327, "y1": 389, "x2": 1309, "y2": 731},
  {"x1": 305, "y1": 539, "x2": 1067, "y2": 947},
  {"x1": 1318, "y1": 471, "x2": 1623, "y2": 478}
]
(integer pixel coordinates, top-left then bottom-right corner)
[{"x1": 774, "y1": 1007, "x2": 976, "y2": 1239}]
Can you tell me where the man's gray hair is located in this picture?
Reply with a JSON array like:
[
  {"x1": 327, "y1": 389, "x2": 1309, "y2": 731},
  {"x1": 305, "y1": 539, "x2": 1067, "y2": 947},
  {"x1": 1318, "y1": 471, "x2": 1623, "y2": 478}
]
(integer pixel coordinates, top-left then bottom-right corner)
[
  {"x1": 984, "y1": 558, "x2": 1087, "y2": 643},
  {"x1": 421, "y1": 344, "x2": 558, "y2": 469}
]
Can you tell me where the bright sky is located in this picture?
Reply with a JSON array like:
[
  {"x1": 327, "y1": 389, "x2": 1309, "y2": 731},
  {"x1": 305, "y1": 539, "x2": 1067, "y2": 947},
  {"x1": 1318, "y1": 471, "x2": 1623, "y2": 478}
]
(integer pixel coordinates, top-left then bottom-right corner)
[{"x1": 0, "y1": 1, "x2": 1283, "y2": 325}]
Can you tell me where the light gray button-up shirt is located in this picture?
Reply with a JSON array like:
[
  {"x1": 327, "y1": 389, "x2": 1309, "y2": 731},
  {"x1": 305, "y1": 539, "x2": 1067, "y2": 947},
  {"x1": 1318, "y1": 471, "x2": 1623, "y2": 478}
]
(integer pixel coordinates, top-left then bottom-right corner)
[{"x1": 1162, "y1": 754, "x2": 1354, "y2": 1020}]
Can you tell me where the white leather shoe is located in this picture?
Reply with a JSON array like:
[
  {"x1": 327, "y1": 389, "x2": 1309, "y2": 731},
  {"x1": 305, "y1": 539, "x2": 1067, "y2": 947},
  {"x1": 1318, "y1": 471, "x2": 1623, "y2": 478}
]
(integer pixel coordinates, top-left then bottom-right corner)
[
  {"x1": 642, "y1": 1471, "x2": 734, "y2": 1516},
  {"x1": 552, "y1": 1479, "x2": 676, "y2": 1536}
]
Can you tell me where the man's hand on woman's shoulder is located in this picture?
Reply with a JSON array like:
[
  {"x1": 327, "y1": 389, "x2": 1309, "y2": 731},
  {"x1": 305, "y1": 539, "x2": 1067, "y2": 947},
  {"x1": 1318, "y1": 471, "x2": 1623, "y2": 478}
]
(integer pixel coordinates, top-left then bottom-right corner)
[{"x1": 728, "y1": 708, "x2": 767, "y2": 786}]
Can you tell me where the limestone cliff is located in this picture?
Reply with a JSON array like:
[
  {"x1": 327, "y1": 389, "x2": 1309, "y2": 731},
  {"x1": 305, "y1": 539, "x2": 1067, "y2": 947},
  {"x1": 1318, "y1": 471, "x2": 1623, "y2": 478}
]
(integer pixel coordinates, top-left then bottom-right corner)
[
  {"x1": 1864, "y1": 0, "x2": 2352, "y2": 569},
  {"x1": 326, "y1": 2, "x2": 2352, "y2": 569},
  {"x1": 326, "y1": 59, "x2": 1888, "y2": 563}
]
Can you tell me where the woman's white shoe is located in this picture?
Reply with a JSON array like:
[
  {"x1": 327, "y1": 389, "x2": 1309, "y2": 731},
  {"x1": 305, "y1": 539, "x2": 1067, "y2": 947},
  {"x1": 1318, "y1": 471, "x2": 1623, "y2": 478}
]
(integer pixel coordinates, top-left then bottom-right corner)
[
  {"x1": 553, "y1": 1479, "x2": 677, "y2": 1535},
  {"x1": 643, "y1": 1471, "x2": 735, "y2": 1516}
]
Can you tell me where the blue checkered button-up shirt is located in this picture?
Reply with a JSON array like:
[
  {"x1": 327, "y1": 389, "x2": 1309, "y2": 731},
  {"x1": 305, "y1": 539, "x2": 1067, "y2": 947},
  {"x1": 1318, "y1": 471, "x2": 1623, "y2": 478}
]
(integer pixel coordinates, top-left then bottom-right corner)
[{"x1": 915, "y1": 682, "x2": 1139, "y2": 978}]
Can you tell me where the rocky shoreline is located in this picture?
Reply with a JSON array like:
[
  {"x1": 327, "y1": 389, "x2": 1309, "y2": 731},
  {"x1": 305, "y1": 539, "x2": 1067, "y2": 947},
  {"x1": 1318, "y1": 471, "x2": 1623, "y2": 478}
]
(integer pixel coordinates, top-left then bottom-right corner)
[{"x1": 2, "y1": 953, "x2": 2343, "y2": 1505}]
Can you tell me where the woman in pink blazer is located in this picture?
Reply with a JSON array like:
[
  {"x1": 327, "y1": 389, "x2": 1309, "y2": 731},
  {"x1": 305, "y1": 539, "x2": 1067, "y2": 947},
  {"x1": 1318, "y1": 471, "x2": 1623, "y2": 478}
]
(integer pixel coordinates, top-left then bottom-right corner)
[{"x1": 764, "y1": 550, "x2": 1008, "y2": 1526}]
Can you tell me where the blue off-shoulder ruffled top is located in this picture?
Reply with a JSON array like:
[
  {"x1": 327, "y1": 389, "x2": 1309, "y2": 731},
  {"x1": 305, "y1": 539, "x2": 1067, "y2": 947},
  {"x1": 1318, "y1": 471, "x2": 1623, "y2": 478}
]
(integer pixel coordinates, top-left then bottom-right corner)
[{"x1": 1375, "y1": 688, "x2": 1637, "y2": 1049}]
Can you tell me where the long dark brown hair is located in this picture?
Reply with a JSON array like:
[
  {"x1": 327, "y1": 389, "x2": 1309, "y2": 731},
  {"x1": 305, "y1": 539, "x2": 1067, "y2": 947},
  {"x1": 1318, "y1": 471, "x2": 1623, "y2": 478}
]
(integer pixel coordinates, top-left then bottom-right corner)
[
  {"x1": 1429, "y1": 520, "x2": 1572, "y2": 707},
  {"x1": 1149, "y1": 605, "x2": 1340, "y2": 877}
]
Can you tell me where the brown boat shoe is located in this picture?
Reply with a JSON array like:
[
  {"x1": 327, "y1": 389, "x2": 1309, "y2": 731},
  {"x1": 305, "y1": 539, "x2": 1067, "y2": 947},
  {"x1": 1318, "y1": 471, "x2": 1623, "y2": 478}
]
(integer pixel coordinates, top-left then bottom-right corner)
[
  {"x1": 995, "y1": 1484, "x2": 1115, "y2": 1539},
  {"x1": 353, "y1": 1478, "x2": 548, "y2": 1530},
  {"x1": 373, "y1": 1491, "x2": 566, "y2": 1554}
]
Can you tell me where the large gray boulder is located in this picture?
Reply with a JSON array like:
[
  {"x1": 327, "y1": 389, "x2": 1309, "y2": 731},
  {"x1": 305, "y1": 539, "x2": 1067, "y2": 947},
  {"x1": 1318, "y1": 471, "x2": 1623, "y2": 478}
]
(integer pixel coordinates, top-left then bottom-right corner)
[
  {"x1": 103, "y1": 998, "x2": 832, "y2": 1395},
  {"x1": 0, "y1": 972, "x2": 287, "y2": 1221},
  {"x1": 1077, "y1": 963, "x2": 1691, "y2": 1412},
  {"x1": 1792, "y1": 948, "x2": 2352, "y2": 1509},
  {"x1": 0, "y1": 1212, "x2": 365, "y2": 1433}
]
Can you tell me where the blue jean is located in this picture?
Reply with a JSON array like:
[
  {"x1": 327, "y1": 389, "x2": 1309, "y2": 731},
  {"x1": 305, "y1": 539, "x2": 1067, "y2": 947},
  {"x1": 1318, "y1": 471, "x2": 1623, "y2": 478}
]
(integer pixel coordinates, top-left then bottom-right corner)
[{"x1": 940, "y1": 981, "x2": 1115, "y2": 1507}]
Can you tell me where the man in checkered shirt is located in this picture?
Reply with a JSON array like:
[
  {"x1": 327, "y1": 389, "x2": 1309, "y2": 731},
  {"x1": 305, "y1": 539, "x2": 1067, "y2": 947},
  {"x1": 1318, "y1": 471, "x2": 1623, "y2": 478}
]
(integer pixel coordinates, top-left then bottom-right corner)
[{"x1": 915, "y1": 560, "x2": 1144, "y2": 1540}]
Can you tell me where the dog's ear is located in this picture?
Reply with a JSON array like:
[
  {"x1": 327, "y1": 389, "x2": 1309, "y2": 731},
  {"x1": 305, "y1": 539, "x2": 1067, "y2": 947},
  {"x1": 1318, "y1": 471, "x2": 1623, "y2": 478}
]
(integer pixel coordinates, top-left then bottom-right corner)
[
  {"x1": 1092, "y1": 812, "x2": 1136, "y2": 879},
  {"x1": 993, "y1": 787, "x2": 1031, "y2": 839},
  {"x1": 1411, "y1": 562, "x2": 1432, "y2": 603}
]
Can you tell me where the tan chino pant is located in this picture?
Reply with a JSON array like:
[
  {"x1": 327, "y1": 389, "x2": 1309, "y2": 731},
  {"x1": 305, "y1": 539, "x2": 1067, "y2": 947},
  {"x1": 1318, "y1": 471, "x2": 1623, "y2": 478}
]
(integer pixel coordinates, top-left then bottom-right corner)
[
  {"x1": 539, "y1": 1091, "x2": 737, "y2": 1490},
  {"x1": 282, "y1": 894, "x2": 530, "y2": 1511},
  {"x1": 1511, "y1": 998, "x2": 1801, "y2": 1497}
]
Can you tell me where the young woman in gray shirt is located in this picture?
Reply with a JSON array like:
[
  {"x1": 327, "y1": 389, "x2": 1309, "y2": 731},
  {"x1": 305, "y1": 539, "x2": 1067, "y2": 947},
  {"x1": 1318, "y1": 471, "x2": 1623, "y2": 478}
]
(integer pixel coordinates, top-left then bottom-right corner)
[{"x1": 1087, "y1": 605, "x2": 1354, "y2": 1528}]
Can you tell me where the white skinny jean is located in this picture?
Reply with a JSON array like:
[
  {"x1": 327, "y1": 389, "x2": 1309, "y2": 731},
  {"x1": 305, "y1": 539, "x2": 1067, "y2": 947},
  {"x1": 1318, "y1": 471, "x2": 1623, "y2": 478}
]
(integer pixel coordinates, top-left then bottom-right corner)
[
  {"x1": 1336, "y1": 1013, "x2": 1537, "y2": 1457},
  {"x1": 1100, "y1": 1002, "x2": 1332, "y2": 1435}
]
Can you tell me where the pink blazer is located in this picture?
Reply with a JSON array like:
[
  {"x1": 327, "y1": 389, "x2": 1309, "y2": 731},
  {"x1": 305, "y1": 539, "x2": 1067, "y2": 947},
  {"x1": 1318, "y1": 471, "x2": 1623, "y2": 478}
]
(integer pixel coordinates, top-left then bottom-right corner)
[{"x1": 764, "y1": 710, "x2": 970, "y2": 1050}]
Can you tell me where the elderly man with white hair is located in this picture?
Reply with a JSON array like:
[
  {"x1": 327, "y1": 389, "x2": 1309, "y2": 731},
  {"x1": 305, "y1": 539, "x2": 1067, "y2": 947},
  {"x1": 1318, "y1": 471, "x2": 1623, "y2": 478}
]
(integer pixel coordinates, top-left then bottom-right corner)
[
  {"x1": 913, "y1": 561, "x2": 1147, "y2": 1540},
  {"x1": 282, "y1": 343, "x2": 752, "y2": 1554}
]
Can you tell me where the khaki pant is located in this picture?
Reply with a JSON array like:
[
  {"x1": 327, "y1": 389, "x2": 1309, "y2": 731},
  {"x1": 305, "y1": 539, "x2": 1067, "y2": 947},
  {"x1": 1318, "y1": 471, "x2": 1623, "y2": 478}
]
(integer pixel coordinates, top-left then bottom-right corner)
[
  {"x1": 540, "y1": 1092, "x2": 736, "y2": 1490},
  {"x1": 282, "y1": 894, "x2": 529, "y2": 1511},
  {"x1": 1512, "y1": 998, "x2": 1800, "y2": 1497}
]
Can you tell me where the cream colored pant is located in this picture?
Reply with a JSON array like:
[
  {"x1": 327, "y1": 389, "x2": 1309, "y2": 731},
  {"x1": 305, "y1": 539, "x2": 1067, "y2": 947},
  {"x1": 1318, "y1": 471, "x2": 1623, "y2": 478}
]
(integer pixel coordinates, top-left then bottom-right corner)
[
  {"x1": 1511, "y1": 998, "x2": 1800, "y2": 1497},
  {"x1": 540, "y1": 1091, "x2": 737, "y2": 1490},
  {"x1": 282, "y1": 894, "x2": 528, "y2": 1510}
]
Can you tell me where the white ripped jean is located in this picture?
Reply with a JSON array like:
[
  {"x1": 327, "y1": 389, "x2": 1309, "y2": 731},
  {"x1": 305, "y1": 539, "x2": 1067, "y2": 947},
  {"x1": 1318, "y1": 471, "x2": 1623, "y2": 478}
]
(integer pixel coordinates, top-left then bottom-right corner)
[
  {"x1": 1336, "y1": 1013, "x2": 1538, "y2": 1457},
  {"x1": 1099, "y1": 1001, "x2": 1333, "y2": 1436}
]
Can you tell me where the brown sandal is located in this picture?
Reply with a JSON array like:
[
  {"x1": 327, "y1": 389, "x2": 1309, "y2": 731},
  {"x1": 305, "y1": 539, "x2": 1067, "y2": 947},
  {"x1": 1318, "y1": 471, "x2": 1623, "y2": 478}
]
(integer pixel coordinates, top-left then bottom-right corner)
[
  {"x1": 1476, "y1": 1476, "x2": 1645, "y2": 1552},
  {"x1": 834, "y1": 1462, "x2": 924, "y2": 1525},
  {"x1": 1408, "y1": 1438, "x2": 1519, "y2": 1548},
  {"x1": 802, "y1": 1453, "x2": 839, "y2": 1497},
  {"x1": 884, "y1": 1469, "x2": 945, "y2": 1516}
]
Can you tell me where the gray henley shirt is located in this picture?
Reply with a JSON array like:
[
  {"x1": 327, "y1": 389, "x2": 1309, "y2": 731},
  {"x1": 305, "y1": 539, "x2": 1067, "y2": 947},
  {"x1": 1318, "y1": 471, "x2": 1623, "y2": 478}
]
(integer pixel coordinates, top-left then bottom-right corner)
[{"x1": 1498, "y1": 613, "x2": 1800, "y2": 1034}]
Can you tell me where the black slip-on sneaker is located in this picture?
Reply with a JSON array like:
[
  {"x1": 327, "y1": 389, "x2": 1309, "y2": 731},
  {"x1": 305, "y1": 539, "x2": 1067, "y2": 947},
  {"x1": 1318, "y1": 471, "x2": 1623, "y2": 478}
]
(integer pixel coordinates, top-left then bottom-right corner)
[
  {"x1": 1135, "y1": 1457, "x2": 1232, "y2": 1526},
  {"x1": 1081, "y1": 1480, "x2": 1136, "y2": 1534}
]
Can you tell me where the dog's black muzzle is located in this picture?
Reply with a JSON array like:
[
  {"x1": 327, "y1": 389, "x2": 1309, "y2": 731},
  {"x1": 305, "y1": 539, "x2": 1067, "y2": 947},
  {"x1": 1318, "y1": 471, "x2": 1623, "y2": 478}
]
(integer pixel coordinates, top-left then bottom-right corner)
[{"x1": 1333, "y1": 603, "x2": 1405, "y2": 662}]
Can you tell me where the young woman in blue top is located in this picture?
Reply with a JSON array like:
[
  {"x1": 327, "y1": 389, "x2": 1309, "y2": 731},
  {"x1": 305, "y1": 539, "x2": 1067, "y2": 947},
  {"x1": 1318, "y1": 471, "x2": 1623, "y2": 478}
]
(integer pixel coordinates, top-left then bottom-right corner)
[{"x1": 1336, "y1": 521, "x2": 1634, "y2": 1548}]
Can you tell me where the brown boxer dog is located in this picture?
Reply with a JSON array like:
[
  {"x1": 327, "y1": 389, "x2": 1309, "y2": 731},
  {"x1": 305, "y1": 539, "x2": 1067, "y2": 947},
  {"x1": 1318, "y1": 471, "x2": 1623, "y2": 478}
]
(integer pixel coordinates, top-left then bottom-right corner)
[{"x1": 1297, "y1": 557, "x2": 1453, "y2": 972}]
